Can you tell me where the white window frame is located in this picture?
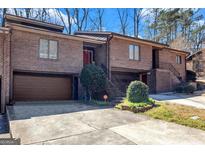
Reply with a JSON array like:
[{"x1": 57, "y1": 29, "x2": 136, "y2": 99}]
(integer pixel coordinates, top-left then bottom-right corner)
[
  {"x1": 39, "y1": 39, "x2": 58, "y2": 60},
  {"x1": 129, "y1": 44, "x2": 140, "y2": 61},
  {"x1": 176, "y1": 55, "x2": 182, "y2": 64}
]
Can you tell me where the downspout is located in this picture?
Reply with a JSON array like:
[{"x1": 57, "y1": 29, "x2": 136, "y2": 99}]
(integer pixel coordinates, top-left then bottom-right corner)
[
  {"x1": 8, "y1": 29, "x2": 12, "y2": 104},
  {"x1": 1, "y1": 33, "x2": 5, "y2": 113},
  {"x1": 106, "y1": 34, "x2": 113, "y2": 80}
]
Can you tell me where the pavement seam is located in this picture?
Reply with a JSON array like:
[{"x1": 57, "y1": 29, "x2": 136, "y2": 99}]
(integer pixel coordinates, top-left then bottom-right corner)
[
  {"x1": 74, "y1": 112, "x2": 101, "y2": 130},
  {"x1": 26, "y1": 129, "x2": 98, "y2": 145},
  {"x1": 26, "y1": 112, "x2": 101, "y2": 145},
  {"x1": 108, "y1": 128, "x2": 137, "y2": 145}
]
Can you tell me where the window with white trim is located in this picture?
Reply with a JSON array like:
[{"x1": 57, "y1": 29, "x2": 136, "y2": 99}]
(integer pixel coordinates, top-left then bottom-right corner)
[
  {"x1": 39, "y1": 39, "x2": 58, "y2": 59},
  {"x1": 129, "y1": 45, "x2": 140, "y2": 60},
  {"x1": 176, "y1": 55, "x2": 182, "y2": 64}
]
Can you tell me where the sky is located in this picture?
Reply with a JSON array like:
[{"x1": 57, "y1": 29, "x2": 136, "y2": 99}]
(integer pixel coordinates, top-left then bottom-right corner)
[
  {"x1": 1, "y1": 8, "x2": 205, "y2": 38},
  {"x1": 98, "y1": 8, "x2": 205, "y2": 37},
  {"x1": 60, "y1": 8, "x2": 205, "y2": 37}
]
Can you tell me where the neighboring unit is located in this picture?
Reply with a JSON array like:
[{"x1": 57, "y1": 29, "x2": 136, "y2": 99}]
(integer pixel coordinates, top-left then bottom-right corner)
[
  {"x1": 187, "y1": 43, "x2": 205, "y2": 78},
  {"x1": 0, "y1": 14, "x2": 188, "y2": 113}
]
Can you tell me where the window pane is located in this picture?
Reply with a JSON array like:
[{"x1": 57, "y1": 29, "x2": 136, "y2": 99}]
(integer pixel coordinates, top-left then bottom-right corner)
[
  {"x1": 49, "y1": 40, "x2": 58, "y2": 59},
  {"x1": 134, "y1": 45, "x2": 139, "y2": 60},
  {"x1": 129, "y1": 45, "x2": 134, "y2": 59},
  {"x1": 39, "y1": 39, "x2": 48, "y2": 58},
  {"x1": 176, "y1": 55, "x2": 181, "y2": 64}
]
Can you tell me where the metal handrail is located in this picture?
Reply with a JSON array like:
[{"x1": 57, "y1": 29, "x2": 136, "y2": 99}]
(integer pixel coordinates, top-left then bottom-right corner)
[{"x1": 160, "y1": 62, "x2": 180, "y2": 78}]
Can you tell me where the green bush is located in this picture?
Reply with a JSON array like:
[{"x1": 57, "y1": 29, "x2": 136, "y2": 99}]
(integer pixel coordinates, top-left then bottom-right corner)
[
  {"x1": 175, "y1": 82, "x2": 196, "y2": 94},
  {"x1": 126, "y1": 81, "x2": 149, "y2": 103},
  {"x1": 80, "y1": 64, "x2": 106, "y2": 99},
  {"x1": 183, "y1": 83, "x2": 195, "y2": 94},
  {"x1": 175, "y1": 85, "x2": 184, "y2": 93}
]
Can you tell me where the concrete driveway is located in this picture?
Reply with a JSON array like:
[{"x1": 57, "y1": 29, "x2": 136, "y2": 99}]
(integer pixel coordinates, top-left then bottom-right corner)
[
  {"x1": 150, "y1": 91, "x2": 205, "y2": 109},
  {"x1": 7, "y1": 101, "x2": 205, "y2": 145}
]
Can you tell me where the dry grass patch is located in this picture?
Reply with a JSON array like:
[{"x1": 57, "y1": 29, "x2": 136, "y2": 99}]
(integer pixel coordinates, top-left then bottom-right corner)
[{"x1": 145, "y1": 103, "x2": 205, "y2": 131}]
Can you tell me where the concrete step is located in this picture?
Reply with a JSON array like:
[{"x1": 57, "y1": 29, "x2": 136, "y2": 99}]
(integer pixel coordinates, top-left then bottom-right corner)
[{"x1": 0, "y1": 133, "x2": 11, "y2": 139}]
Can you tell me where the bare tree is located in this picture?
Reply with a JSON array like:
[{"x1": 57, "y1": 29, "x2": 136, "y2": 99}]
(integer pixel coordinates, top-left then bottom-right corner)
[
  {"x1": 170, "y1": 35, "x2": 192, "y2": 51},
  {"x1": 89, "y1": 8, "x2": 105, "y2": 31},
  {"x1": 13, "y1": 8, "x2": 19, "y2": 16},
  {"x1": 24, "y1": 8, "x2": 32, "y2": 18},
  {"x1": 73, "y1": 8, "x2": 89, "y2": 31},
  {"x1": 1, "y1": 8, "x2": 7, "y2": 26},
  {"x1": 56, "y1": 8, "x2": 72, "y2": 34},
  {"x1": 117, "y1": 9, "x2": 129, "y2": 35},
  {"x1": 133, "y1": 9, "x2": 143, "y2": 37}
]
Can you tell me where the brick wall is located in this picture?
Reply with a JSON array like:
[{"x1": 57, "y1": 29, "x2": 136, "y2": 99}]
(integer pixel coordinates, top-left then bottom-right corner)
[
  {"x1": 155, "y1": 69, "x2": 171, "y2": 93},
  {"x1": 0, "y1": 32, "x2": 11, "y2": 113},
  {"x1": 11, "y1": 29, "x2": 84, "y2": 74},
  {"x1": 159, "y1": 48, "x2": 186, "y2": 81},
  {"x1": 0, "y1": 34, "x2": 4, "y2": 75},
  {"x1": 110, "y1": 37, "x2": 152, "y2": 71}
]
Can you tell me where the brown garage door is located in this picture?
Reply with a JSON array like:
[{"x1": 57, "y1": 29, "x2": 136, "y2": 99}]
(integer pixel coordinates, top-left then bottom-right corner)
[{"x1": 13, "y1": 74, "x2": 72, "y2": 101}]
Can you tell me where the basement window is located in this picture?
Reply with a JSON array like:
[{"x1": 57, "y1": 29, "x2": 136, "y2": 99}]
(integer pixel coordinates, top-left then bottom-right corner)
[
  {"x1": 176, "y1": 55, "x2": 182, "y2": 64},
  {"x1": 129, "y1": 45, "x2": 140, "y2": 60},
  {"x1": 39, "y1": 39, "x2": 58, "y2": 59}
]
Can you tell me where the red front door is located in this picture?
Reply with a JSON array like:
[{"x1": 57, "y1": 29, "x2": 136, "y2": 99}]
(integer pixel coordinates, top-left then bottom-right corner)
[
  {"x1": 141, "y1": 74, "x2": 147, "y2": 84},
  {"x1": 83, "y1": 49, "x2": 92, "y2": 66}
]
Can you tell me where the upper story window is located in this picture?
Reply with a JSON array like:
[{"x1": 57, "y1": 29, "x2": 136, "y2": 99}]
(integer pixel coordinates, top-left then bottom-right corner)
[
  {"x1": 176, "y1": 55, "x2": 182, "y2": 64},
  {"x1": 39, "y1": 39, "x2": 58, "y2": 59},
  {"x1": 129, "y1": 45, "x2": 140, "y2": 60}
]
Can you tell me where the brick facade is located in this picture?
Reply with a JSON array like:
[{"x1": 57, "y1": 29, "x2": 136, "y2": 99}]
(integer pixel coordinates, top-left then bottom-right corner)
[
  {"x1": 110, "y1": 37, "x2": 152, "y2": 71},
  {"x1": 109, "y1": 36, "x2": 187, "y2": 94},
  {"x1": 0, "y1": 31, "x2": 11, "y2": 113},
  {"x1": 11, "y1": 29, "x2": 83, "y2": 74},
  {"x1": 159, "y1": 48, "x2": 186, "y2": 80}
]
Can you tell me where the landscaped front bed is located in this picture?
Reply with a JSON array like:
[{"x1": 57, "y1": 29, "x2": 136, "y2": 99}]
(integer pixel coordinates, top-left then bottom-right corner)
[
  {"x1": 115, "y1": 80, "x2": 156, "y2": 112},
  {"x1": 115, "y1": 98, "x2": 155, "y2": 113},
  {"x1": 144, "y1": 103, "x2": 205, "y2": 131}
]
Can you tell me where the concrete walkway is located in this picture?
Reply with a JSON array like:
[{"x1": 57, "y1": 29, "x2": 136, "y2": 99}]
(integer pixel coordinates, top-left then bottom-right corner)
[
  {"x1": 150, "y1": 91, "x2": 205, "y2": 109},
  {"x1": 7, "y1": 101, "x2": 205, "y2": 145}
]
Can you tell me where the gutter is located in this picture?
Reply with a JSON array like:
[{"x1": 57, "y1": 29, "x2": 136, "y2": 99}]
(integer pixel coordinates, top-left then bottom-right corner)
[{"x1": 106, "y1": 34, "x2": 113, "y2": 80}]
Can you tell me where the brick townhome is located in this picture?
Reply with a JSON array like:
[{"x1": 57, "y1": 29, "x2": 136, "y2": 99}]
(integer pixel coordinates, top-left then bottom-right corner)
[
  {"x1": 75, "y1": 32, "x2": 188, "y2": 94},
  {"x1": 0, "y1": 14, "x2": 188, "y2": 113}
]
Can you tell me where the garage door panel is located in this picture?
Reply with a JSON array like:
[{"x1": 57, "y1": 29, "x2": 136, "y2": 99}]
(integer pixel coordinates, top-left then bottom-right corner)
[{"x1": 14, "y1": 74, "x2": 72, "y2": 101}]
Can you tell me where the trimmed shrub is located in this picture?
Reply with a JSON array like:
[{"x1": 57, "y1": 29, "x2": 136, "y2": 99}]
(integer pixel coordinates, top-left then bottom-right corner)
[
  {"x1": 186, "y1": 70, "x2": 197, "y2": 82},
  {"x1": 175, "y1": 82, "x2": 196, "y2": 94},
  {"x1": 126, "y1": 81, "x2": 149, "y2": 103},
  {"x1": 80, "y1": 64, "x2": 106, "y2": 99}
]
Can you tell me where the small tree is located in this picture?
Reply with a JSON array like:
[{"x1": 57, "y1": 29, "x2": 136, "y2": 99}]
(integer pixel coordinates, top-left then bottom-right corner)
[{"x1": 80, "y1": 64, "x2": 106, "y2": 100}]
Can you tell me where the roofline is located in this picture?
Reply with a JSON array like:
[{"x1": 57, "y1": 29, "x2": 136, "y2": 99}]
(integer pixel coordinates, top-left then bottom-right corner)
[
  {"x1": 75, "y1": 31, "x2": 112, "y2": 35},
  {"x1": 187, "y1": 50, "x2": 203, "y2": 60},
  {"x1": 0, "y1": 27, "x2": 10, "y2": 34},
  {"x1": 8, "y1": 24, "x2": 106, "y2": 44},
  {"x1": 75, "y1": 31, "x2": 169, "y2": 47},
  {"x1": 163, "y1": 47, "x2": 189, "y2": 55},
  {"x1": 5, "y1": 14, "x2": 64, "y2": 31},
  {"x1": 75, "y1": 31, "x2": 189, "y2": 54}
]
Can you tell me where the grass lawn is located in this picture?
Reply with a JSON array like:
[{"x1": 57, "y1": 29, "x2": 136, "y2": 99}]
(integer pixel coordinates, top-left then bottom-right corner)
[{"x1": 144, "y1": 103, "x2": 205, "y2": 131}]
